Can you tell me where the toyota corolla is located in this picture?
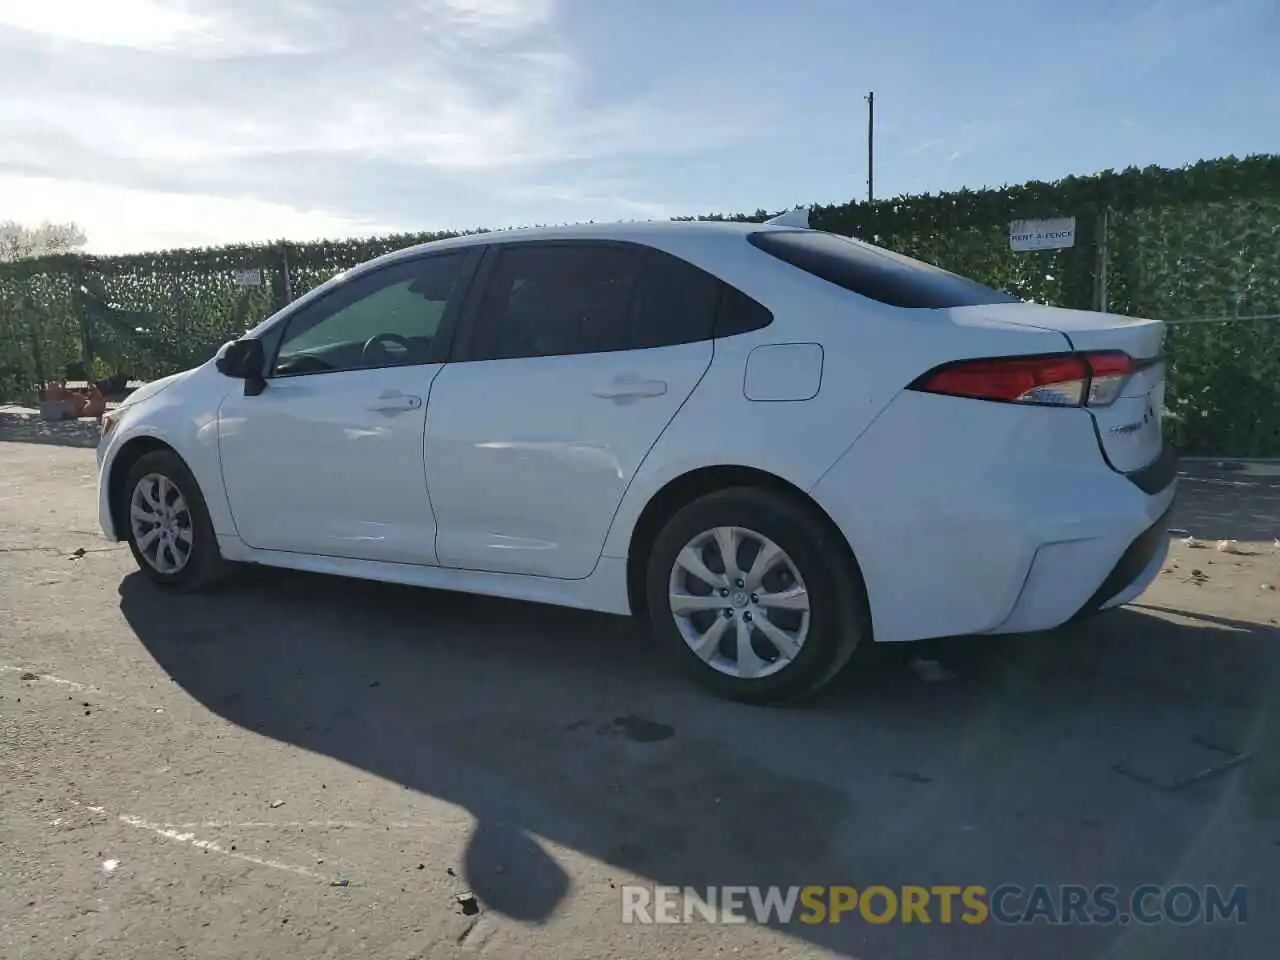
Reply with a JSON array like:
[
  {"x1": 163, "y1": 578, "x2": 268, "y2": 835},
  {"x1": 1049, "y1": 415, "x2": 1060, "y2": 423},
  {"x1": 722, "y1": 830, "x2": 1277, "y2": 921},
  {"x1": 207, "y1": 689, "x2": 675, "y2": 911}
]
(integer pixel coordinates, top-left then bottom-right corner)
[{"x1": 97, "y1": 221, "x2": 1176, "y2": 703}]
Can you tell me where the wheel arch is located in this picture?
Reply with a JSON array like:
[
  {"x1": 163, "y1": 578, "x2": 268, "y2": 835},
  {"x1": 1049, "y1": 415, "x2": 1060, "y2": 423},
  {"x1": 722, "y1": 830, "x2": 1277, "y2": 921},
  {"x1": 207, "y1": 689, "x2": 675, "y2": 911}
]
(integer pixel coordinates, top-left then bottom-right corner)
[
  {"x1": 623, "y1": 464, "x2": 865, "y2": 619},
  {"x1": 107, "y1": 436, "x2": 185, "y2": 540}
]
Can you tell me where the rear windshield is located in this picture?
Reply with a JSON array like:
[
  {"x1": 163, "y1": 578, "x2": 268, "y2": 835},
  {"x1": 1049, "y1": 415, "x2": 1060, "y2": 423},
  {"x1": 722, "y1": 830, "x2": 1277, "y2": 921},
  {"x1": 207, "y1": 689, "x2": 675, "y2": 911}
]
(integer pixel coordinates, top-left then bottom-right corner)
[{"x1": 748, "y1": 230, "x2": 1021, "y2": 309}]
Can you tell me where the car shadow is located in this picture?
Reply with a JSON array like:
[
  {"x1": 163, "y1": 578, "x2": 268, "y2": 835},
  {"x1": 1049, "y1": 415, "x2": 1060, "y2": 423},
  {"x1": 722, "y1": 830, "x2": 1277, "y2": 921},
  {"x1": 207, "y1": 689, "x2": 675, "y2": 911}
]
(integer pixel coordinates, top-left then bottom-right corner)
[{"x1": 120, "y1": 569, "x2": 1280, "y2": 957}]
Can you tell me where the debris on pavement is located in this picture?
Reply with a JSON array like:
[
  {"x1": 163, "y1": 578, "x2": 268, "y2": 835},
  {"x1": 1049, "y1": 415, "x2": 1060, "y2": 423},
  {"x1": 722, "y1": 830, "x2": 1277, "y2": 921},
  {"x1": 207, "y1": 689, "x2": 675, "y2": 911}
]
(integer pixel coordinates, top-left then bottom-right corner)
[
  {"x1": 1167, "y1": 527, "x2": 1190, "y2": 536},
  {"x1": 330, "y1": 878, "x2": 350, "y2": 888},
  {"x1": 20, "y1": 671, "x2": 38, "y2": 681},
  {"x1": 102, "y1": 859, "x2": 119, "y2": 873},
  {"x1": 455, "y1": 892, "x2": 480, "y2": 916},
  {"x1": 910, "y1": 656, "x2": 956, "y2": 683},
  {"x1": 1263, "y1": 584, "x2": 1276, "y2": 591},
  {"x1": 70, "y1": 547, "x2": 86, "y2": 559},
  {"x1": 1216, "y1": 539, "x2": 1242, "y2": 554},
  {"x1": 269, "y1": 800, "x2": 285, "y2": 809},
  {"x1": 1183, "y1": 536, "x2": 1205, "y2": 548}
]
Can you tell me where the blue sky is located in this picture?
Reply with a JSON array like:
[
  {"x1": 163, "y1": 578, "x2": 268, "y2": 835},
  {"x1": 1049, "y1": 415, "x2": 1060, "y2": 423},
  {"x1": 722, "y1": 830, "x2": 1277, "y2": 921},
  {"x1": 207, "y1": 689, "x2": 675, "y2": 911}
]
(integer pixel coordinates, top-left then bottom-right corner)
[{"x1": 0, "y1": 0, "x2": 1276, "y2": 252}]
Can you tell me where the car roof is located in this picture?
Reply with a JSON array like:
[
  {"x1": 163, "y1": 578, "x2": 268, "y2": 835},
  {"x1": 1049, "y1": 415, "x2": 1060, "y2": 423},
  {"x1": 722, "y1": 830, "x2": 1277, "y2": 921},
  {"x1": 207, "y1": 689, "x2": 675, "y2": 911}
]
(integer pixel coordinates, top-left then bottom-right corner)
[
  {"x1": 373, "y1": 219, "x2": 786, "y2": 265},
  {"x1": 273, "y1": 221, "x2": 799, "y2": 325}
]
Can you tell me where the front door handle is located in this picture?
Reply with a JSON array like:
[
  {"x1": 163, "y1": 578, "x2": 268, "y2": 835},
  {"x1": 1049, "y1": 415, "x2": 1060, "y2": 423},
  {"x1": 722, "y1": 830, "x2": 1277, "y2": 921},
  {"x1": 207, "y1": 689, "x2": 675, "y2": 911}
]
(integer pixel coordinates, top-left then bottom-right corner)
[
  {"x1": 367, "y1": 391, "x2": 423, "y2": 413},
  {"x1": 591, "y1": 377, "x2": 668, "y2": 402}
]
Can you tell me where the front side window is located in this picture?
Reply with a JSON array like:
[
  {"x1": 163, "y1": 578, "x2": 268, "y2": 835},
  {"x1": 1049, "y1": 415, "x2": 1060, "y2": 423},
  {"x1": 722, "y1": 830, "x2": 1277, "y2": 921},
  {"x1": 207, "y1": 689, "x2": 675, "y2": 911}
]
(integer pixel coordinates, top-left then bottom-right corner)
[{"x1": 273, "y1": 253, "x2": 466, "y2": 376}]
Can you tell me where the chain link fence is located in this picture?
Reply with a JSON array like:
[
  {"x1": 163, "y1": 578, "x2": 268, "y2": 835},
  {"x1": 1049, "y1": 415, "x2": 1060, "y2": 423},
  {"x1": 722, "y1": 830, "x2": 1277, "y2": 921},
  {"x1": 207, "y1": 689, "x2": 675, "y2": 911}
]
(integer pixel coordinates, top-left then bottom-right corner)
[
  {"x1": 0, "y1": 232, "x2": 466, "y2": 398},
  {"x1": 1100, "y1": 196, "x2": 1280, "y2": 456},
  {"x1": 2, "y1": 157, "x2": 1278, "y2": 455}
]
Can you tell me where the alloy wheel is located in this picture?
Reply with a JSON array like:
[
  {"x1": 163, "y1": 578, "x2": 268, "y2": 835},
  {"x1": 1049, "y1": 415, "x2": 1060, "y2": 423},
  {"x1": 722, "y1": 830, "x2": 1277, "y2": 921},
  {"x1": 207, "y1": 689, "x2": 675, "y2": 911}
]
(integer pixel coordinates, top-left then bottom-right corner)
[
  {"x1": 129, "y1": 473, "x2": 194, "y2": 575},
  {"x1": 667, "y1": 525, "x2": 811, "y2": 679}
]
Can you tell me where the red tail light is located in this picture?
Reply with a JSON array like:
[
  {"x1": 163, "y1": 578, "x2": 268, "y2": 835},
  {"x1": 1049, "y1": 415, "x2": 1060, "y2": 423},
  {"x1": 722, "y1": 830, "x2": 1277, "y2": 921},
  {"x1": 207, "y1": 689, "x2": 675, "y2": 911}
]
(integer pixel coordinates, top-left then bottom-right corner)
[{"x1": 909, "y1": 352, "x2": 1137, "y2": 407}]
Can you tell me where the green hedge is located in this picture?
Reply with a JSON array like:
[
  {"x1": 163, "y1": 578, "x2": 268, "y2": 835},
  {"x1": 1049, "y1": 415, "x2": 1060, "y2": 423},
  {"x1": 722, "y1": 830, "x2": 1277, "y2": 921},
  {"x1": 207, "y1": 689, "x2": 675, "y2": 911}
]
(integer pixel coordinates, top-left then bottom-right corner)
[{"x1": 2, "y1": 154, "x2": 1279, "y2": 454}]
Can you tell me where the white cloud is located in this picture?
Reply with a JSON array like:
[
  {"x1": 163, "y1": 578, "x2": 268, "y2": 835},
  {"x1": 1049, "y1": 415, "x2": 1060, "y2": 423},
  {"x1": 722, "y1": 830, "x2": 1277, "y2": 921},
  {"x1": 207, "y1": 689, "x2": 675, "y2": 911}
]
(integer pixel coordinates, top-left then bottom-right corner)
[
  {"x1": 437, "y1": 0, "x2": 557, "y2": 34},
  {"x1": 0, "y1": 0, "x2": 210, "y2": 49},
  {"x1": 0, "y1": 0, "x2": 765, "y2": 252},
  {"x1": 0, "y1": 175, "x2": 403, "y2": 253}
]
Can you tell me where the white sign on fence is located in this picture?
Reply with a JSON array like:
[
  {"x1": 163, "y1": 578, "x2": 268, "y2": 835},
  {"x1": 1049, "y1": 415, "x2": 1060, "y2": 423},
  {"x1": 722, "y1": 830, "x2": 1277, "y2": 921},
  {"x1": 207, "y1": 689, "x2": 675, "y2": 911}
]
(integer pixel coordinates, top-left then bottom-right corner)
[
  {"x1": 233, "y1": 268, "x2": 263, "y2": 288},
  {"x1": 1009, "y1": 217, "x2": 1076, "y2": 252}
]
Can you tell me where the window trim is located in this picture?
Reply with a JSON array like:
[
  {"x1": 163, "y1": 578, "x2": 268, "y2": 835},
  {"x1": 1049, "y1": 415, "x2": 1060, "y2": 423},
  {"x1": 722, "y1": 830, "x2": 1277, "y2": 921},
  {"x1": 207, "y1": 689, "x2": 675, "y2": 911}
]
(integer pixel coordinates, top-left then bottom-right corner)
[{"x1": 267, "y1": 247, "x2": 483, "y2": 379}]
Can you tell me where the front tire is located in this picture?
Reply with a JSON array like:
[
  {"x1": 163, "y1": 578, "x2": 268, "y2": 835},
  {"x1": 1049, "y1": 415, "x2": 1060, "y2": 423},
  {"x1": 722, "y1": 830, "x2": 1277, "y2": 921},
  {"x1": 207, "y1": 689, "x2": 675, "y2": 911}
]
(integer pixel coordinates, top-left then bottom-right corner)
[
  {"x1": 121, "y1": 449, "x2": 229, "y2": 591},
  {"x1": 644, "y1": 486, "x2": 868, "y2": 704}
]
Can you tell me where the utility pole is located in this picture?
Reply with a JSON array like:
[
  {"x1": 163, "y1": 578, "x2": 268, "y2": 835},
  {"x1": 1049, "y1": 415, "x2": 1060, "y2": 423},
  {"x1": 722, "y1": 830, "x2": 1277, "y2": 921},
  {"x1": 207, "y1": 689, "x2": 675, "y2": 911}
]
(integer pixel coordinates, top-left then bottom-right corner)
[{"x1": 865, "y1": 90, "x2": 875, "y2": 203}]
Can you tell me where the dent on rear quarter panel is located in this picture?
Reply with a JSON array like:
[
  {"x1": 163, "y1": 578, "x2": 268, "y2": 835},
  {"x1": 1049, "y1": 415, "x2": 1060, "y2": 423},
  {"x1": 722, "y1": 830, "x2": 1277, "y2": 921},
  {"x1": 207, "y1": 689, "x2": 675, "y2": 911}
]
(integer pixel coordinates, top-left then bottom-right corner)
[{"x1": 811, "y1": 388, "x2": 1137, "y2": 643}]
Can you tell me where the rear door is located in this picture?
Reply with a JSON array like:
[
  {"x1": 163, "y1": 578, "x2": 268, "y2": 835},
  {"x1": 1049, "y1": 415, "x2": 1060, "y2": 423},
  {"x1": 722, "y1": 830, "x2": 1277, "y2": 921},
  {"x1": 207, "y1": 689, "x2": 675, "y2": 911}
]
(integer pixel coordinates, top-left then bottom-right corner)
[{"x1": 423, "y1": 241, "x2": 722, "y2": 579}]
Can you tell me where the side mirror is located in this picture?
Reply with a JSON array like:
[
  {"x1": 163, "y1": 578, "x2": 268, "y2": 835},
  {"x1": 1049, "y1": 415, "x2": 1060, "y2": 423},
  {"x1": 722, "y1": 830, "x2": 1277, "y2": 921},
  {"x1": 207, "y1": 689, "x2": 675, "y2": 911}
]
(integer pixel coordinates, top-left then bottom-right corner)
[{"x1": 216, "y1": 338, "x2": 267, "y2": 397}]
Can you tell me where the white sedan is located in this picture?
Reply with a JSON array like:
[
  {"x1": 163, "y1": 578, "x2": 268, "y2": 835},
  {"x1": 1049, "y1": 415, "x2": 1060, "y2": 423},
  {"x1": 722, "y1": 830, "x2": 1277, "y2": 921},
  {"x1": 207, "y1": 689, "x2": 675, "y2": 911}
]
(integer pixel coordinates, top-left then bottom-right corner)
[{"x1": 96, "y1": 221, "x2": 1176, "y2": 703}]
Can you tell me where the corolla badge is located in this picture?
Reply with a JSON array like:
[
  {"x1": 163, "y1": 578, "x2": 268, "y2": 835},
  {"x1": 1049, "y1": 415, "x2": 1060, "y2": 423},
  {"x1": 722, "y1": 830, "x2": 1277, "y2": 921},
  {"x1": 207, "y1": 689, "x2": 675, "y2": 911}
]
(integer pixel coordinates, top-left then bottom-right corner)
[{"x1": 1108, "y1": 402, "x2": 1156, "y2": 436}]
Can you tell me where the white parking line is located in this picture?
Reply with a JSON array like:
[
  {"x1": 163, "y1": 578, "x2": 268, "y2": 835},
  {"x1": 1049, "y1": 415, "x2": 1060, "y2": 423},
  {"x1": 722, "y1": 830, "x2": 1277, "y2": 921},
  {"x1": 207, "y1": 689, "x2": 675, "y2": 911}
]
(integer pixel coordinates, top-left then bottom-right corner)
[
  {"x1": 116, "y1": 814, "x2": 330, "y2": 882},
  {"x1": 1, "y1": 664, "x2": 167, "y2": 712},
  {"x1": 61, "y1": 798, "x2": 331, "y2": 881},
  {"x1": 1, "y1": 664, "x2": 102, "y2": 694},
  {"x1": 168, "y1": 818, "x2": 468, "y2": 831}
]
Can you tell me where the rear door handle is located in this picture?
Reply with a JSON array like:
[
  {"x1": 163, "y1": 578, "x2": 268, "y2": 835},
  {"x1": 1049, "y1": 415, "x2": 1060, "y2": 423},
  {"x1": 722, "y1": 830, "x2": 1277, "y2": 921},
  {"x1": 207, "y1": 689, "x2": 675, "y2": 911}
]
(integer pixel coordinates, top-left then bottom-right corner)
[
  {"x1": 367, "y1": 391, "x2": 423, "y2": 413},
  {"x1": 591, "y1": 378, "x2": 668, "y2": 402}
]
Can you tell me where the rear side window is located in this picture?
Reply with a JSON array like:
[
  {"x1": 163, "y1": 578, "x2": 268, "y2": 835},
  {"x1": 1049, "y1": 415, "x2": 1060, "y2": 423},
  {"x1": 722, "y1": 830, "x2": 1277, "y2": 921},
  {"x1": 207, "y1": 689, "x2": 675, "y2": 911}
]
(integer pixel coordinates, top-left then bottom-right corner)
[
  {"x1": 467, "y1": 244, "x2": 641, "y2": 361},
  {"x1": 716, "y1": 285, "x2": 773, "y2": 338},
  {"x1": 629, "y1": 247, "x2": 772, "y2": 345},
  {"x1": 465, "y1": 241, "x2": 774, "y2": 361},
  {"x1": 626, "y1": 248, "x2": 722, "y2": 349},
  {"x1": 748, "y1": 230, "x2": 1020, "y2": 309}
]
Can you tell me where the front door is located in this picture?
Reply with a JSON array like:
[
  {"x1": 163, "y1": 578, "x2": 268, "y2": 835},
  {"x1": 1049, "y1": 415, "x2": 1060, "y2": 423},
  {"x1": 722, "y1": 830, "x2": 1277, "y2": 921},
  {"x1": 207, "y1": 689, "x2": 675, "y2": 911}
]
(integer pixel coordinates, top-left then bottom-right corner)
[
  {"x1": 218, "y1": 250, "x2": 475, "y2": 564},
  {"x1": 424, "y1": 241, "x2": 722, "y2": 579}
]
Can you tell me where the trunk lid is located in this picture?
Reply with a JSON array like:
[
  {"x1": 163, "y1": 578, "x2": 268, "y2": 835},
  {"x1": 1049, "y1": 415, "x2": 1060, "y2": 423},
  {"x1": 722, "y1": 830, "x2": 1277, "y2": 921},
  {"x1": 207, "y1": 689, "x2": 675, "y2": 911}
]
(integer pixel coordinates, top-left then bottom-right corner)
[{"x1": 948, "y1": 303, "x2": 1167, "y2": 475}]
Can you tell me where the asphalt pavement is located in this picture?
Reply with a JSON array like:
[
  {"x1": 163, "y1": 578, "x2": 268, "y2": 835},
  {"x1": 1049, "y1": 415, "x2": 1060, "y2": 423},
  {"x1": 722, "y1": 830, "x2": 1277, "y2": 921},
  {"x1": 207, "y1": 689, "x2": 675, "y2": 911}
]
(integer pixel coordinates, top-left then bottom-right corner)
[{"x1": 2, "y1": 437, "x2": 1278, "y2": 959}]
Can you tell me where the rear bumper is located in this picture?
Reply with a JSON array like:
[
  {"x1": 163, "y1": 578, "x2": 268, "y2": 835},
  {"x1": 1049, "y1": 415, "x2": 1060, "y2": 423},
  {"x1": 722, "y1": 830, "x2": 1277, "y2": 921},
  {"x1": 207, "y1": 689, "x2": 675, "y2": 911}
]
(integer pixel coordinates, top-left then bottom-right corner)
[
  {"x1": 1073, "y1": 497, "x2": 1175, "y2": 618},
  {"x1": 1123, "y1": 437, "x2": 1178, "y2": 495},
  {"x1": 810, "y1": 389, "x2": 1178, "y2": 643},
  {"x1": 990, "y1": 444, "x2": 1176, "y2": 634}
]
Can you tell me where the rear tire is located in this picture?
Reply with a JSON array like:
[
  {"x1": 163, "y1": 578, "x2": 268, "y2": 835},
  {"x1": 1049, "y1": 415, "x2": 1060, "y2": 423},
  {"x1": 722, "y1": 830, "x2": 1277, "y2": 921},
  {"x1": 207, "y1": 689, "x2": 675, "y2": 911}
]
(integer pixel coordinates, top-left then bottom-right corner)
[
  {"x1": 644, "y1": 486, "x2": 868, "y2": 704},
  {"x1": 121, "y1": 449, "x2": 229, "y2": 591}
]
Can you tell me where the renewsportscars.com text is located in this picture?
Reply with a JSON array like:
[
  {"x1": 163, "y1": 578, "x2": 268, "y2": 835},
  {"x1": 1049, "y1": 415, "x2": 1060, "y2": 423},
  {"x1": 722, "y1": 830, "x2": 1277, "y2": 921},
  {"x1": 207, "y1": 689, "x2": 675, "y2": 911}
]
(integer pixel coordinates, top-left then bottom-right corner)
[{"x1": 621, "y1": 884, "x2": 1249, "y2": 926}]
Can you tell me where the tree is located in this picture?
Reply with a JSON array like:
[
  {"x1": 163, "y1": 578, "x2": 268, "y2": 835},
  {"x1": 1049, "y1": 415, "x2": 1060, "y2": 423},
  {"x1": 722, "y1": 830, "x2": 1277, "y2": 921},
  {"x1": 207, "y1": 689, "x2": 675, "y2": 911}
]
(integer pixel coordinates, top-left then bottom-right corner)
[{"x1": 0, "y1": 220, "x2": 87, "y2": 261}]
